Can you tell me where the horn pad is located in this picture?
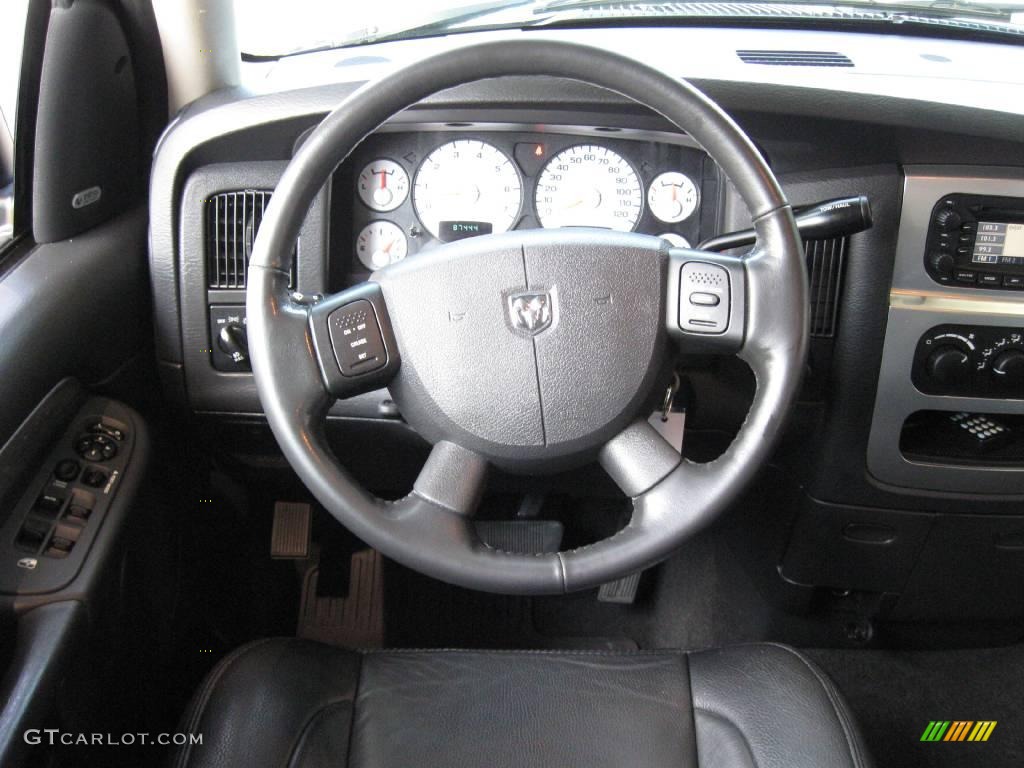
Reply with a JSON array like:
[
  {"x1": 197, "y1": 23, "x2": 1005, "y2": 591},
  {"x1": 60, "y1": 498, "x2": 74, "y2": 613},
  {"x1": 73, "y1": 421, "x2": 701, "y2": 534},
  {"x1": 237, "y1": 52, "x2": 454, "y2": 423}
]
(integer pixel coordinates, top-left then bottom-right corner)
[{"x1": 375, "y1": 229, "x2": 668, "y2": 472}]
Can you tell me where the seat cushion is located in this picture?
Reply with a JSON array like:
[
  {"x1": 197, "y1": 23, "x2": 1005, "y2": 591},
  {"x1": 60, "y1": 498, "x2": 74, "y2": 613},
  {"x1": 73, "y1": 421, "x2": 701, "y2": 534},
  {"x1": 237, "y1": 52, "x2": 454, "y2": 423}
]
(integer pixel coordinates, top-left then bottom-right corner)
[{"x1": 171, "y1": 640, "x2": 871, "y2": 768}]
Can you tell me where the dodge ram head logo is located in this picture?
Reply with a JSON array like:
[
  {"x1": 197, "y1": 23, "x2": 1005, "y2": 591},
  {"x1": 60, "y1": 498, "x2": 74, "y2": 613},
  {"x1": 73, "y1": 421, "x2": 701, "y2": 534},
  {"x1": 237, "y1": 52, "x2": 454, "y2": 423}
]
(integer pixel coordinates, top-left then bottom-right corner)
[{"x1": 508, "y1": 291, "x2": 553, "y2": 335}]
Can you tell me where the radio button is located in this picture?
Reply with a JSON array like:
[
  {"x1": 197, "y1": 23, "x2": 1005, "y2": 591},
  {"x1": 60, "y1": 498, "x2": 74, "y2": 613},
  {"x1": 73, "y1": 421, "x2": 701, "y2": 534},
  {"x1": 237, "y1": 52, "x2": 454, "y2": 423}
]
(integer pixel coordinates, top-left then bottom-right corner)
[
  {"x1": 953, "y1": 269, "x2": 976, "y2": 284},
  {"x1": 1004, "y1": 275, "x2": 1024, "y2": 289},
  {"x1": 979, "y1": 273, "x2": 1002, "y2": 286}
]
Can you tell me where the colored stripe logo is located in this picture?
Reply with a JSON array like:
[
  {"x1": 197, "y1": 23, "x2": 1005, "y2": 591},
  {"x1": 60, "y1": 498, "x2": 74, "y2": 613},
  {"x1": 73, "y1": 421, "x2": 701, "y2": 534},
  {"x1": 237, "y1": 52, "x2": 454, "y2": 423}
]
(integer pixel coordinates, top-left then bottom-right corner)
[{"x1": 921, "y1": 721, "x2": 997, "y2": 742}]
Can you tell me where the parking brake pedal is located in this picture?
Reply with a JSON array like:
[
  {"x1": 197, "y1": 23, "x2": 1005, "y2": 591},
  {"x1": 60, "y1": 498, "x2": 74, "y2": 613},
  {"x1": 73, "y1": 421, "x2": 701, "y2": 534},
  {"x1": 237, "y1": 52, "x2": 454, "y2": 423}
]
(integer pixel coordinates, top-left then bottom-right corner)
[{"x1": 271, "y1": 501, "x2": 311, "y2": 559}]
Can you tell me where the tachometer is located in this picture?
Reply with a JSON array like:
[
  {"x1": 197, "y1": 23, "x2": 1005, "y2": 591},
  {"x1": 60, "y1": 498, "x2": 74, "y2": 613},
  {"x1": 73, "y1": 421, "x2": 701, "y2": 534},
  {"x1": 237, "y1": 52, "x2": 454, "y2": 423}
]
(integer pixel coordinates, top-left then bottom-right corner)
[
  {"x1": 535, "y1": 145, "x2": 643, "y2": 231},
  {"x1": 412, "y1": 140, "x2": 522, "y2": 239}
]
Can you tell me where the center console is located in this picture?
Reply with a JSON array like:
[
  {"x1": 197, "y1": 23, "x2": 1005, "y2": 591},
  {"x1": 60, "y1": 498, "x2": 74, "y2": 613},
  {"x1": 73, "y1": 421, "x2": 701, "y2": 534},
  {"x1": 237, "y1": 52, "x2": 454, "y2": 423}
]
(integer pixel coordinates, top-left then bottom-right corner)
[{"x1": 867, "y1": 166, "x2": 1024, "y2": 494}]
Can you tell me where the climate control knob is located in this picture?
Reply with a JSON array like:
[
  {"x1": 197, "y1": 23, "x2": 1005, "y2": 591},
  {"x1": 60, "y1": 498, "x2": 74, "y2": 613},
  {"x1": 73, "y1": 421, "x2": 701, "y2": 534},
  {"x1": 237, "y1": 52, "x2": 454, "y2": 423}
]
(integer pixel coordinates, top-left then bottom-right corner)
[
  {"x1": 991, "y1": 348, "x2": 1024, "y2": 385},
  {"x1": 925, "y1": 345, "x2": 970, "y2": 384}
]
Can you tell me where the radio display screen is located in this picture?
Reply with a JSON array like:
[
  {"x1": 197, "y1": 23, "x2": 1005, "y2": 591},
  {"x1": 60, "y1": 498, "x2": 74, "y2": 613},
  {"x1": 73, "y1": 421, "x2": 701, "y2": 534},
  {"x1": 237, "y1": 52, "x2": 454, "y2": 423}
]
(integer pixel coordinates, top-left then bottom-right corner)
[{"x1": 972, "y1": 222, "x2": 1024, "y2": 265}]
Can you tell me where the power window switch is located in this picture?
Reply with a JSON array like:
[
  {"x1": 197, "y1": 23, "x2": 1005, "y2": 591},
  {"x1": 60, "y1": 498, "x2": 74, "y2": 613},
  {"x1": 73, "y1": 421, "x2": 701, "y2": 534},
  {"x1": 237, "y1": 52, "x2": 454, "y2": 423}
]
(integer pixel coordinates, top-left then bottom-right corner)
[
  {"x1": 36, "y1": 492, "x2": 65, "y2": 513},
  {"x1": 67, "y1": 504, "x2": 92, "y2": 522},
  {"x1": 17, "y1": 513, "x2": 54, "y2": 551}
]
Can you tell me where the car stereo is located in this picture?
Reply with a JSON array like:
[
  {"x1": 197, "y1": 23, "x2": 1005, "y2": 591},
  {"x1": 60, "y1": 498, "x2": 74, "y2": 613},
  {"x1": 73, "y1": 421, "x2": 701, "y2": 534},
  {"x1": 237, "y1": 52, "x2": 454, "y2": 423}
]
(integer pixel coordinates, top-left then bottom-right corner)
[{"x1": 923, "y1": 193, "x2": 1024, "y2": 290}]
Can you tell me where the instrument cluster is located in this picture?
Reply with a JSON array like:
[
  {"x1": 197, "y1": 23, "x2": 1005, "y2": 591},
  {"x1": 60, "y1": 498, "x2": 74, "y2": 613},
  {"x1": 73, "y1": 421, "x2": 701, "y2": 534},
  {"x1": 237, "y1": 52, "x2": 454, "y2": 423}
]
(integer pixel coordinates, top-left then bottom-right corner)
[{"x1": 337, "y1": 129, "x2": 715, "y2": 276}]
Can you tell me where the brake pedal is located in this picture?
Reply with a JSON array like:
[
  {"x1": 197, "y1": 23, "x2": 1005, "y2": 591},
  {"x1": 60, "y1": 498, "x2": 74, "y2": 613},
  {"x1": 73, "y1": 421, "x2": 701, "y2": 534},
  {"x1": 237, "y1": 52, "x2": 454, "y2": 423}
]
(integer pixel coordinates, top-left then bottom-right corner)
[
  {"x1": 270, "y1": 501, "x2": 311, "y2": 559},
  {"x1": 475, "y1": 519, "x2": 563, "y2": 554}
]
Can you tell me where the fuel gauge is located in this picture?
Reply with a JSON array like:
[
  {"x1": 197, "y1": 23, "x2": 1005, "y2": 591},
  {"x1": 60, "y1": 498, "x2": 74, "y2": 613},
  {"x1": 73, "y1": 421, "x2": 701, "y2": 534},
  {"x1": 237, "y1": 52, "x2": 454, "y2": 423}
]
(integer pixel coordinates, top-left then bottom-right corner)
[
  {"x1": 358, "y1": 159, "x2": 409, "y2": 212},
  {"x1": 356, "y1": 221, "x2": 408, "y2": 270}
]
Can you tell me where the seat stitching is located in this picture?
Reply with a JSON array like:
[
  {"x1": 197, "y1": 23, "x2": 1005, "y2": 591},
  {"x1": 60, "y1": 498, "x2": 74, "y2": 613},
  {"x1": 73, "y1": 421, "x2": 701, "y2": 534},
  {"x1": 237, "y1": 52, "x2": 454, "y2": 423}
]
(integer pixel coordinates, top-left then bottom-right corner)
[
  {"x1": 173, "y1": 637, "x2": 280, "y2": 768},
  {"x1": 357, "y1": 647, "x2": 685, "y2": 657},
  {"x1": 285, "y1": 700, "x2": 355, "y2": 768},
  {"x1": 766, "y1": 643, "x2": 866, "y2": 768},
  {"x1": 693, "y1": 707, "x2": 759, "y2": 767},
  {"x1": 682, "y1": 653, "x2": 701, "y2": 767},
  {"x1": 344, "y1": 651, "x2": 364, "y2": 768}
]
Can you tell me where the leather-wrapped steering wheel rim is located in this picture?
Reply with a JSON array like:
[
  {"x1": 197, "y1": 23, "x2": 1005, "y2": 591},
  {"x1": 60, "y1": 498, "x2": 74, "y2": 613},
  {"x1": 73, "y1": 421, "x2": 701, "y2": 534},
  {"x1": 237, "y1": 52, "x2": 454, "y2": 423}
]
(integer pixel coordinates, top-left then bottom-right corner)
[{"x1": 246, "y1": 39, "x2": 807, "y2": 595}]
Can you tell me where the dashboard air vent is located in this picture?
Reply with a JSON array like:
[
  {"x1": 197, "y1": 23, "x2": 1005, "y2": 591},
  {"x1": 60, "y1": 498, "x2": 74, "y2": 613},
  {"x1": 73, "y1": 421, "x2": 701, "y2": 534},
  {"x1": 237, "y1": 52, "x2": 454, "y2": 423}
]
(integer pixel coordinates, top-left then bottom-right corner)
[
  {"x1": 206, "y1": 190, "x2": 293, "y2": 289},
  {"x1": 806, "y1": 237, "x2": 847, "y2": 338},
  {"x1": 737, "y1": 49, "x2": 853, "y2": 67}
]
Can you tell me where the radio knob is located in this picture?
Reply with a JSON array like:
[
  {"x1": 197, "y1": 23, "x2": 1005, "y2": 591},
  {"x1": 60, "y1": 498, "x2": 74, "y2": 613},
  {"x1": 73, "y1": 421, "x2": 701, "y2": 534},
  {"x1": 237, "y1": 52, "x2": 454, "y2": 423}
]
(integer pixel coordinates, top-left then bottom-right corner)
[
  {"x1": 991, "y1": 349, "x2": 1024, "y2": 385},
  {"x1": 926, "y1": 345, "x2": 970, "y2": 384},
  {"x1": 927, "y1": 250, "x2": 955, "y2": 277},
  {"x1": 934, "y1": 208, "x2": 963, "y2": 231}
]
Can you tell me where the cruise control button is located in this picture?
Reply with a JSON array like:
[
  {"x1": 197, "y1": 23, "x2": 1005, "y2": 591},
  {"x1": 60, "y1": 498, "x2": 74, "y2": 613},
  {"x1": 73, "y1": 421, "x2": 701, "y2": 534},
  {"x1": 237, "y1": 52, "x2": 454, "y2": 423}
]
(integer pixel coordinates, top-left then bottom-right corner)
[
  {"x1": 689, "y1": 292, "x2": 721, "y2": 307},
  {"x1": 328, "y1": 300, "x2": 387, "y2": 376}
]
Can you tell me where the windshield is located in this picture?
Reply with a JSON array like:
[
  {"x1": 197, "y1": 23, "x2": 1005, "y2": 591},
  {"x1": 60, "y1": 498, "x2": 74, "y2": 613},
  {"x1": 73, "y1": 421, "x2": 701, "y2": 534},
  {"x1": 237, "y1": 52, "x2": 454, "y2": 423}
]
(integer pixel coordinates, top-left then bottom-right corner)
[{"x1": 235, "y1": 0, "x2": 1024, "y2": 57}]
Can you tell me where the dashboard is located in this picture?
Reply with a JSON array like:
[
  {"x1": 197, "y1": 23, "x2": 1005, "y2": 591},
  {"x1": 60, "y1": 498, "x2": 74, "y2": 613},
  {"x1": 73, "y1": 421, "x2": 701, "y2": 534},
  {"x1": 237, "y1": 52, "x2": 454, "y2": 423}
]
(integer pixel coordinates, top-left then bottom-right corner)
[{"x1": 337, "y1": 127, "x2": 716, "y2": 281}]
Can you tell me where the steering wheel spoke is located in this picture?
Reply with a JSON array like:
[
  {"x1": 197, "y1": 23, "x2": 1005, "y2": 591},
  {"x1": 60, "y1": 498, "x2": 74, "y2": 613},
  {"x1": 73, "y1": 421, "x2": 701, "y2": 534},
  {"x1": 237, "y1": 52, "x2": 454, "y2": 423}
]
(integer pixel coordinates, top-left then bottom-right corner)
[
  {"x1": 307, "y1": 282, "x2": 401, "y2": 399},
  {"x1": 666, "y1": 246, "x2": 747, "y2": 355},
  {"x1": 412, "y1": 441, "x2": 489, "y2": 516},
  {"x1": 599, "y1": 420, "x2": 682, "y2": 498}
]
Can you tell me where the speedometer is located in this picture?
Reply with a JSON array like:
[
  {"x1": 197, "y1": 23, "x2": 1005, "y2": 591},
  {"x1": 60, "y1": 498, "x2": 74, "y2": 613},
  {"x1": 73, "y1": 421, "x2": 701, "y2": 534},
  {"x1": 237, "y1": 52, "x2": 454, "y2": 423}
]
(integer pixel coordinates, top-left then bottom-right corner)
[
  {"x1": 413, "y1": 140, "x2": 522, "y2": 239},
  {"x1": 535, "y1": 145, "x2": 643, "y2": 231}
]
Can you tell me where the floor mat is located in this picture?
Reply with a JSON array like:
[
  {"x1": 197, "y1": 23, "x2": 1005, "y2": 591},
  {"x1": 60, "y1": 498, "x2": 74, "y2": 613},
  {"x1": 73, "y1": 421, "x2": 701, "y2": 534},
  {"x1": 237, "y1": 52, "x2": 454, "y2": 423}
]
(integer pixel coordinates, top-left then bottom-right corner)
[
  {"x1": 807, "y1": 645, "x2": 1024, "y2": 768},
  {"x1": 298, "y1": 548, "x2": 385, "y2": 648}
]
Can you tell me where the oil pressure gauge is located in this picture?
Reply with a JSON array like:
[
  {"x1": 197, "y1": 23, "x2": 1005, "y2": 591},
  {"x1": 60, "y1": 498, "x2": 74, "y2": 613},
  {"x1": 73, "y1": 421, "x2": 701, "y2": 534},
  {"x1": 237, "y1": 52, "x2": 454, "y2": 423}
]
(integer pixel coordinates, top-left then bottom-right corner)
[
  {"x1": 356, "y1": 221, "x2": 408, "y2": 270},
  {"x1": 647, "y1": 172, "x2": 699, "y2": 224},
  {"x1": 358, "y1": 159, "x2": 409, "y2": 212}
]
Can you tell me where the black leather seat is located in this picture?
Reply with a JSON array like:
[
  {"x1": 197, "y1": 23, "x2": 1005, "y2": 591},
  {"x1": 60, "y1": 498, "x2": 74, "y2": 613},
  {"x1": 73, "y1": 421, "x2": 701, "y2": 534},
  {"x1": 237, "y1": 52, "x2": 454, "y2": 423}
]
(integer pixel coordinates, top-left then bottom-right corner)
[{"x1": 172, "y1": 639, "x2": 871, "y2": 768}]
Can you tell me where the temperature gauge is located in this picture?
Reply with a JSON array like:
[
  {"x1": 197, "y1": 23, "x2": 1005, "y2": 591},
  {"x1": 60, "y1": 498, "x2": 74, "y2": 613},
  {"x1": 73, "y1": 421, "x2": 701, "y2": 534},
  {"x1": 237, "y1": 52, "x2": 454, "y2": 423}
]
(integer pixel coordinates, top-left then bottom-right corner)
[
  {"x1": 358, "y1": 159, "x2": 409, "y2": 212},
  {"x1": 356, "y1": 221, "x2": 408, "y2": 270},
  {"x1": 647, "y1": 172, "x2": 699, "y2": 224}
]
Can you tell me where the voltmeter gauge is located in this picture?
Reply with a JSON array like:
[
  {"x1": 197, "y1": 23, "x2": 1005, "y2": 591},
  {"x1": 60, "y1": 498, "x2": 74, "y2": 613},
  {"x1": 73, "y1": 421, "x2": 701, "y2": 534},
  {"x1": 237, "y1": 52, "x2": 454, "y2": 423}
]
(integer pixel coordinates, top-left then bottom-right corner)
[
  {"x1": 356, "y1": 221, "x2": 407, "y2": 270},
  {"x1": 357, "y1": 159, "x2": 409, "y2": 212},
  {"x1": 647, "y1": 172, "x2": 699, "y2": 224}
]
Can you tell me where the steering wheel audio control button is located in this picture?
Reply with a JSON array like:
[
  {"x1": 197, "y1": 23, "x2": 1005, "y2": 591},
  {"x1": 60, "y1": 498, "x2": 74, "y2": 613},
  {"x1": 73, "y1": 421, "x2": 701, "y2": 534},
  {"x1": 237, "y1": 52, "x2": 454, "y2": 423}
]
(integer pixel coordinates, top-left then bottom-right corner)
[
  {"x1": 329, "y1": 300, "x2": 387, "y2": 376},
  {"x1": 678, "y1": 262, "x2": 730, "y2": 334}
]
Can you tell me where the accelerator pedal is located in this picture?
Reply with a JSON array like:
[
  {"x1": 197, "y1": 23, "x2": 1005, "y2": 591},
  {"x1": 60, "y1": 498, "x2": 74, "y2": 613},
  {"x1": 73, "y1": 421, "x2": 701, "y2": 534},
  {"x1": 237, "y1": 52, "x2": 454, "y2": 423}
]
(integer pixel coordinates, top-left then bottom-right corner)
[
  {"x1": 475, "y1": 520, "x2": 563, "y2": 554},
  {"x1": 297, "y1": 548, "x2": 384, "y2": 648}
]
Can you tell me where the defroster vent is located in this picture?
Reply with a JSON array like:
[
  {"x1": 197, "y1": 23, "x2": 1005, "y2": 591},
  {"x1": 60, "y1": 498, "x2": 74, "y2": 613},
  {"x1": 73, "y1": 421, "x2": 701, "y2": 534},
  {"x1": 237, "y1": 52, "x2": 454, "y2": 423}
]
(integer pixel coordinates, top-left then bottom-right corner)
[
  {"x1": 805, "y1": 237, "x2": 847, "y2": 338},
  {"x1": 737, "y1": 50, "x2": 853, "y2": 67},
  {"x1": 206, "y1": 190, "x2": 294, "y2": 289}
]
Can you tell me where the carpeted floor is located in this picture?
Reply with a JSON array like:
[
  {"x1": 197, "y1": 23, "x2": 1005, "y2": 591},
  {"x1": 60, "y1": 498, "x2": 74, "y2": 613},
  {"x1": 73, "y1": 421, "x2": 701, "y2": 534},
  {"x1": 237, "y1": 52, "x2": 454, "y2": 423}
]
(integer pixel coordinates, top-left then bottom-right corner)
[{"x1": 808, "y1": 645, "x2": 1024, "y2": 768}]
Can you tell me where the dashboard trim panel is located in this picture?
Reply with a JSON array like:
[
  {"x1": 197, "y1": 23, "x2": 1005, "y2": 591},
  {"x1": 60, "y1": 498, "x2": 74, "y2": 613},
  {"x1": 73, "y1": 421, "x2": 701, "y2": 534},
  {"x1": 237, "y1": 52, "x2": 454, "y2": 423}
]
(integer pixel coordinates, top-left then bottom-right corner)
[{"x1": 867, "y1": 166, "x2": 1024, "y2": 495}]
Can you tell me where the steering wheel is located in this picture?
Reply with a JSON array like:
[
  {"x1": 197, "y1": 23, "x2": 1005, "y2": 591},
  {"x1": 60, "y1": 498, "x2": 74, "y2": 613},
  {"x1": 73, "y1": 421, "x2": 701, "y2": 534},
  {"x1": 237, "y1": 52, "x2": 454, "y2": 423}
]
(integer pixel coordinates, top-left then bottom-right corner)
[{"x1": 246, "y1": 40, "x2": 807, "y2": 595}]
